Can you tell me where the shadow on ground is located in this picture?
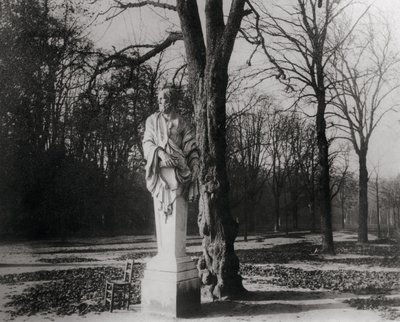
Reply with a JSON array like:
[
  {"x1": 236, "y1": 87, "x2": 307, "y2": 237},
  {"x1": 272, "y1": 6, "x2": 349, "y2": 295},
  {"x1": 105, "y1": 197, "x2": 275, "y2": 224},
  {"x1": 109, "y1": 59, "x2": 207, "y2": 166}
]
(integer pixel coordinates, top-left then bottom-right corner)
[{"x1": 196, "y1": 290, "x2": 348, "y2": 318}]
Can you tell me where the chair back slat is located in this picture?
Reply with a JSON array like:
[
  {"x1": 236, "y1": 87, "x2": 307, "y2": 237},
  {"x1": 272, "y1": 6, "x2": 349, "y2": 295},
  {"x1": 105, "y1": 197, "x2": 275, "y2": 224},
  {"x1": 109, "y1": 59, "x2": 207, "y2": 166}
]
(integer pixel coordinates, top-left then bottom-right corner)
[{"x1": 123, "y1": 259, "x2": 134, "y2": 283}]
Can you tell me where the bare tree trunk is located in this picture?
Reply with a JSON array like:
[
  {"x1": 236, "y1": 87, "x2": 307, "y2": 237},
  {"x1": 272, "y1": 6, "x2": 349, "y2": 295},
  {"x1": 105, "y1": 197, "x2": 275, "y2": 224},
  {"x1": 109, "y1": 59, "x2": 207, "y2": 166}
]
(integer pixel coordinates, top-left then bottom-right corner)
[
  {"x1": 316, "y1": 98, "x2": 334, "y2": 254},
  {"x1": 244, "y1": 201, "x2": 248, "y2": 242},
  {"x1": 341, "y1": 197, "x2": 345, "y2": 230},
  {"x1": 291, "y1": 188, "x2": 298, "y2": 230},
  {"x1": 309, "y1": 195, "x2": 316, "y2": 233},
  {"x1": 284, "y1": 188, "x2": 289, "y2": 236},
  {"x1": 195, "y1": 73, "x2": 244, "y2": 297},
  {"x1": 273, "y1": 192, "x2": 280, "y2": 232},
  {"x1": 176, "y1": 0, "x2": 247, "y2": 298},
  {"x1": 376, "y1": 176, "x2": 381, "y2": 238},
  {"x1": 358, "y1": 150, "x2": 369, "y2": 243}
]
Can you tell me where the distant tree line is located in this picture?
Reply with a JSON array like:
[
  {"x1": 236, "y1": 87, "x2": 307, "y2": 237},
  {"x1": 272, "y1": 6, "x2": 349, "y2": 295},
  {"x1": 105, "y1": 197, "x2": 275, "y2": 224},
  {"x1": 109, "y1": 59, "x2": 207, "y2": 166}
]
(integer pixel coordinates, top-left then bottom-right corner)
[
  {"x1": 0, "y1": 0, "x2": 161, "y2": 238},
  {"x1": 225, "y1": 91, "x2": 352, "y2": 241}
]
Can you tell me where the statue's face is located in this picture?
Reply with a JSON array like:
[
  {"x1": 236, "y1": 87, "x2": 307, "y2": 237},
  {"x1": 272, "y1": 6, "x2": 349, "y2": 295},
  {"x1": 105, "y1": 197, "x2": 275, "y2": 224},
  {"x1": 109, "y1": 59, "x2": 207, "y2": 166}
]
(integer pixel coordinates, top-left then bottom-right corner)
[{"x1": 158, "y1": 89, "x2": 173, "y2": 114}]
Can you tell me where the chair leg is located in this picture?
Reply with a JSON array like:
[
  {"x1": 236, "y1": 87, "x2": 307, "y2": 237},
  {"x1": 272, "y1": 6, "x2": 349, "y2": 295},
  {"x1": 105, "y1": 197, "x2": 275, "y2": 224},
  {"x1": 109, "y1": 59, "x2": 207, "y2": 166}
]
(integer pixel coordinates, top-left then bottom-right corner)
[
  {"x1": 104, "y1": 282, "x2": 112, "y2": 309},
  {"x1": 110, "y1": 285, "x2": 115, "y2": 313},
  {"x1": 126, "y1": 284, "x2": 131, "y2": 310},
  {"x1": 117, "y1": 289, "x2": 123, "y2": 309},
  {"x1": 104, "y1": 283, "x2": 108, "y2": 307}
]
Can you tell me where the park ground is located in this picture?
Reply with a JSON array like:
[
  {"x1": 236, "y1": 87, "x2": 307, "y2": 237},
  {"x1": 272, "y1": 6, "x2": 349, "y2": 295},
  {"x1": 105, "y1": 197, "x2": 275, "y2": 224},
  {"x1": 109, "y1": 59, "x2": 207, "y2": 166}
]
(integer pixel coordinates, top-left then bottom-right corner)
[{"x1": 0, "y1": 231, "x2": 399, "y2": 322}]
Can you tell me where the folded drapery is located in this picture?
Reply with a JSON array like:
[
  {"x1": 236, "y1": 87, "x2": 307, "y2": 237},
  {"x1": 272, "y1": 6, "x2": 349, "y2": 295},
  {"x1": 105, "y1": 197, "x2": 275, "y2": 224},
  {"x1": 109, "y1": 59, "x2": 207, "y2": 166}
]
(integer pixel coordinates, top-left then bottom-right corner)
[{"x1": 143, "y1": 112, "x2": 200, "y2": 217}]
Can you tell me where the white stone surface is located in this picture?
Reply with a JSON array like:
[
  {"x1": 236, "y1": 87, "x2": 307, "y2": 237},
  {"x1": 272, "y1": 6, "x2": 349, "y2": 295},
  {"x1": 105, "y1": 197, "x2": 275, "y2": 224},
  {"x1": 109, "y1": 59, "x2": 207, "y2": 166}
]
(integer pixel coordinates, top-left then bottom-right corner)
[
  {"x1": 141, "y1": 269, "x2": 201, "y2": 317},
  {"x1": 142, "y1": 185, "x2": 201, "y2": 318},
  {"x1": 153, "y1": 194, "x2": 188, "y2": 259}
]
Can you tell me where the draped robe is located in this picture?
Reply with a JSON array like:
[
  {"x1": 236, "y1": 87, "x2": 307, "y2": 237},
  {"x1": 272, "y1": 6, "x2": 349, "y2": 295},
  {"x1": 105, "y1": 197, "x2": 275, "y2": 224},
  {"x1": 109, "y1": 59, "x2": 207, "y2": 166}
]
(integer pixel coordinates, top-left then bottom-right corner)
[{"x1": 143, "y1": 112, "x2": 199, "y2": 216}]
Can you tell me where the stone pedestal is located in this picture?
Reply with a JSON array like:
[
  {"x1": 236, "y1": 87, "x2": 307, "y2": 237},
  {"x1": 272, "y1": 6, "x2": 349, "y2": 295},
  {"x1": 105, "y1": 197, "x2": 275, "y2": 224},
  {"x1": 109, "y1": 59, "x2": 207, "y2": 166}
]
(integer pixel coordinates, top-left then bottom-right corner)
[
  {"x1": 141, "y1": 256, "x2": 200, "y2": 317},
  {"x1": 141, "y1": 189, "x2": 201, "y2": 317}
]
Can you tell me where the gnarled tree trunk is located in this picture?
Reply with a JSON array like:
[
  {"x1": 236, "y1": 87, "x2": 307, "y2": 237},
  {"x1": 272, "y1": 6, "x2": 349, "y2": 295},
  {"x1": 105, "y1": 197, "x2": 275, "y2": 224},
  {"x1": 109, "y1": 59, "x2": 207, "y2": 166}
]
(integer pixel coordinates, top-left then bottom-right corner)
[
  {"x1": 177, "y1": 0, "x2": 246, "y2": 299},
  {"x1": 195, "y1": 72, "x2": 244, "y2": 297}
]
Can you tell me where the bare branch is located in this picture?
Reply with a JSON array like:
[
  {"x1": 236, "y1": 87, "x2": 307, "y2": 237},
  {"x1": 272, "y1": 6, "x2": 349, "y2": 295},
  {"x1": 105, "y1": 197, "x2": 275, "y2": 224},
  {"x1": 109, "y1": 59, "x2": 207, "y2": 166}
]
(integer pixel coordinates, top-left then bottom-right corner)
[
  {"x1": 111, "y1": 0, "x2": 176, "y2": 11},
  {"x1": 244, "y1": 0, "x2": 286, "y2": 79},
  {"x1": 87, "y1": 31, "x2": 183, "y2": 89}
]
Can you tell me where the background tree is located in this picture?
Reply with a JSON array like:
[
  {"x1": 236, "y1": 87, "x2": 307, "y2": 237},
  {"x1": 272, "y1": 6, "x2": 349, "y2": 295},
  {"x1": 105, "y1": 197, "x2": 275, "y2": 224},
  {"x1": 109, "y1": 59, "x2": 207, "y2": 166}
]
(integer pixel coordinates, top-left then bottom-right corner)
[
  {"x1": 0, "y1": 0, "x2": 97, "y2": 237},
  {"x1": 267, "y1": 110, "x2": 291, "y2": 232},
  {"x1": 0, "y1": 0, "x2": 165, "y2": 238},
  {"x1": 381, "y1": 175, "x2": 400, "y2": 237},
  {"x1": 335, "y1": 171, "x2": 357, "y2": 230},
  {"x1": 332, "y1": 16, "x2": 400, "y2": 243},
  {"x1": 296, "y1": 122, "x2": 319, "y2": 232},
  {"x1": 242, "y1": 0, "x2": 363, "y2": 253},
  {"x1": 283, "y1": 113, "x2": 319, "y2": 233},
  {"x1": 227, "y1": 94, "x2": 271, "y2": 241},
  {"x1": 373, "y1": 172, "x2": 382, "y2": 238}
]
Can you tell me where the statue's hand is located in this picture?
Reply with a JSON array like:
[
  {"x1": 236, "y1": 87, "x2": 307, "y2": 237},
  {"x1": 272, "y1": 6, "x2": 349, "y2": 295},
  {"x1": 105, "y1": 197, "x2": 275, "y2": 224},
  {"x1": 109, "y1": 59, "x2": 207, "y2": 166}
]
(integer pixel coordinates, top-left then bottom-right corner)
[
  {"x1": 191, "y1": 164, "x2": 200, "y2": 181},
  {"x1": 159, "y1": 150, "x2": 178, "y2": 167}
]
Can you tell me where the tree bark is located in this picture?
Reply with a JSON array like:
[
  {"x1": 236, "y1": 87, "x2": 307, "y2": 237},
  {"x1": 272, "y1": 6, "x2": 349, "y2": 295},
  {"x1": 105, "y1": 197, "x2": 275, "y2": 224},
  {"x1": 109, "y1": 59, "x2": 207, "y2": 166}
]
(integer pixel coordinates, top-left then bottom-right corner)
[
  {"x1": 273, "y1": 192, "x2": 281, "y2": 232},
  {"x1": 284, "y1": 188, "x2": 289, "y2": 235},
  {"x1": 315, "y1": 14, "x2": 334, "y2": 252},
  {"x1": 195, "y1": 66, "x2": 245, "y2": 298},
  {"x1": 177, "y1": 0, "x2": 246, "y2": 299},
  {"x1": 341, "y1": 195, "x2": 345, "y2": 230},
  {"x1": 316, "y1": 96, "x2": 334, "y2": 254},
  {"x1": 308, "y1": 189, "x2": 317, "y2": 233},
  {"x1": 290, "y1": 188, "x2": 298, "y2": 230},
  {"x1": 358, "y1": 149, "x2": 369, "y2": 243},
  {"x1": 375, "y1": 176, "x2": 381, "y2": 238},
  {"x1": 244, "y1": 201, "x2": 248, "y2": 242}
]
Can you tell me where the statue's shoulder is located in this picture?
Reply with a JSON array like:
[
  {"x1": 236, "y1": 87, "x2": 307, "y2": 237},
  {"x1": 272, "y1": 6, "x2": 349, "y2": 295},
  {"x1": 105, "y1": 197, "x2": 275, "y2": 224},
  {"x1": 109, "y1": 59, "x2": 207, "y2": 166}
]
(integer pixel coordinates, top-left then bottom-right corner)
[
  {"x1": 146, "y1": 112, "x2": 161, "y2": 124},
  {"x1": 149, "y1": 112, "x2": 161, "y2": 119}
]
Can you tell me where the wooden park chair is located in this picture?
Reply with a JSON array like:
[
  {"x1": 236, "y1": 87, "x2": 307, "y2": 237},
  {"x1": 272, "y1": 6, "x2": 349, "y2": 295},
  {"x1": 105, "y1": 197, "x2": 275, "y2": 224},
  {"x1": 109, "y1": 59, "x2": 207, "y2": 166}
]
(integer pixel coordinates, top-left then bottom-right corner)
[{"x1": 104, "y1": 259, "x2": 134, "y2": 312}]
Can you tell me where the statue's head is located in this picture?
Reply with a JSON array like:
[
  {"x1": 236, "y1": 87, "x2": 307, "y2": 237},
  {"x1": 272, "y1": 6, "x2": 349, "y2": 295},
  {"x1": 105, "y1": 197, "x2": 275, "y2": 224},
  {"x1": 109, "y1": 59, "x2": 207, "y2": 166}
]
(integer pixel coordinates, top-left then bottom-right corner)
[{"x1": 158, "y1": 84, "x2": 177, "y2": 114}]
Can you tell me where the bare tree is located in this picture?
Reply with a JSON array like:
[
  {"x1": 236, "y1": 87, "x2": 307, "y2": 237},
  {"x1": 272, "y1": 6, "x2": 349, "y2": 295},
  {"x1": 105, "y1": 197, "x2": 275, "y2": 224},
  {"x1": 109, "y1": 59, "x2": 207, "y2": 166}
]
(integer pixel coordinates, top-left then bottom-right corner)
[
  {"x1": 331, "y1": 16, "x2": 400, "y2": 243},
  {"x1": 227, "y1": 93, "x2": 271, "y2": 241},
  {"x1": 329, "y1": 143, "x2": 351, "y2": 200},
  {"x1": 264, "y1": 110, "x2": 320, "y2": 234},
  {"x1": 296, "y1": 123, "x2": 319, "y2": 232},
  {"x1": 286, "y1": 113, "x2": 325, "y2": 232},
  {"x1": 381, "y1": 176, "x2": 400, "y2": 237},
  {"x1": 374, "y1": 173, "x2": 382, "y2": 238},
  {"x1": 178, "y1": 0, "x2": 251, "y2": 298},
  {"x1": 242, "y1": 0, "x2": 364, "y2": 253},
  {"x1": 266, "y1": 110, "x2": 292, "y2": 232},
  {"x1": 335, "y1": 170, "x2": 357, "y2": 230},
  {"x1": 280, "y1": 113, "x2": 301, "y2": 234}
]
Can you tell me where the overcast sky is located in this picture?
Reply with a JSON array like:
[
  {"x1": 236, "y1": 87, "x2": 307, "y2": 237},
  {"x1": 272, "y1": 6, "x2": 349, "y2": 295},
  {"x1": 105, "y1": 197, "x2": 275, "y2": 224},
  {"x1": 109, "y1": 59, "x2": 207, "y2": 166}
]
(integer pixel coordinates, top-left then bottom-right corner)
[{"x1": 89, "y1": 0, "x2": 400, "y2": 178}]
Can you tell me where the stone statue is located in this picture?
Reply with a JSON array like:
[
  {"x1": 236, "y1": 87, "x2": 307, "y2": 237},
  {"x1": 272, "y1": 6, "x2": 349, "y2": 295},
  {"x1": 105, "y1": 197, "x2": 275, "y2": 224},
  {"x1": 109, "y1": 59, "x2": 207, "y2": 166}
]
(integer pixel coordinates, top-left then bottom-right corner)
[
  {"x1": 143, "y1": 86, "x2": 199, "y2": 215},
  {"x1": 141, "y1": 85, "x2": 201, "y2": 317}
]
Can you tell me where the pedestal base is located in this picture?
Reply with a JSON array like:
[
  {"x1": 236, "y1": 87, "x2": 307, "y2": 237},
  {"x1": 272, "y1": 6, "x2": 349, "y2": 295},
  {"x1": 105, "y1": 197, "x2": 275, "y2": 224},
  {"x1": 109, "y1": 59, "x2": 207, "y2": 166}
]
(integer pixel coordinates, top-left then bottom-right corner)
[{"x1": 141, "y1": 256, "x2": 201, "y2": 318}]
